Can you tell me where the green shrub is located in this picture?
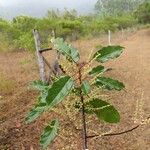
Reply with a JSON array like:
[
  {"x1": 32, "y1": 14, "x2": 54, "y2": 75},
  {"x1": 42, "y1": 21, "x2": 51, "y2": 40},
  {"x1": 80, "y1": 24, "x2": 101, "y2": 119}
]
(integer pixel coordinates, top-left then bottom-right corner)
[
  {"x1": 0, "y1": 9, "x2": 139, "y2": 52},
  {"x1": 12, "y1": 15, "x2": 37, "y2": 32},
  {"x1": 0, "y1": 34, "x2": 11, "y2": 52},
  {"x1": 135, "y1": 1, "x2": 150, "y2": 24},
  {"x1": 115, "y1": 15, "x2": 137, "y2": 29},
  {"x1": 13, "y1": 33, "x2": 34, "y2": 51}
]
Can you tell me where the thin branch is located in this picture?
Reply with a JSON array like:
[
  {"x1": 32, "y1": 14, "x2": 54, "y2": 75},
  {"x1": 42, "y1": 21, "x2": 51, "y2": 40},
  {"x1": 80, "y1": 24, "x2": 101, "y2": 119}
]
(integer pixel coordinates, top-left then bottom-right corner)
[
  {"x1": 87, "y1": 116, "x2": 150, "y2": 139},
  {"x1": 78, "y1": 64, "x2": 88, "y2": 150},
  {"x1": 43, "y1": 57, "x2": 53, "y2": 71},
  {"x1": 39, "y1": 48, "x2": 52, "y2": 53},
  {"x1": 72, "y1": 61, "x2": 90, "y2": 78},
  {"x1": 87, "y1": 125, "x2": 139, "y2": 139},
  {"x1": 59, "y1": 64, "x2": 66, "y2": 74}
]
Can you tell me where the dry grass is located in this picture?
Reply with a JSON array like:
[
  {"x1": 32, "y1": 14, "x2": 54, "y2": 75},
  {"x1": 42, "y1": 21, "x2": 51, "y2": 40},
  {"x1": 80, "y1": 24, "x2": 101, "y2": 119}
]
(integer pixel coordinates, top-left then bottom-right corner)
[
  {"x1": 0, "y1": 73, "x2": 15, "y2": 94},
  {"x1": 0, "y1": 35, "x2": 12, "y2": 53}
]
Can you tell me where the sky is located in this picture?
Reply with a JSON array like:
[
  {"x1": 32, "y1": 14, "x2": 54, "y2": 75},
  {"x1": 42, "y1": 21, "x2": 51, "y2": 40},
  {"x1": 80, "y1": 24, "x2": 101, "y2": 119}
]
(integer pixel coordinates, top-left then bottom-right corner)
[{"x1": 0, "y1": 0, "x2": 97, "y2": 19}]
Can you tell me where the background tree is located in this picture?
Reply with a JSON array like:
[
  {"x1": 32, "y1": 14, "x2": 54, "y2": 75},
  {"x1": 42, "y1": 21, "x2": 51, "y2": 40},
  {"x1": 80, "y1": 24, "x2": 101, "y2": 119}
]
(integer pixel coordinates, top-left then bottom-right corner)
[
  {"x1": 62, "y1": 8, "x2": 78, "y2": 20},
  {"x1": 134, "y1": 1, "x2": 150, "y2": 23},
  {"x1": 95, "y1": 0, "x2": 146, "y2": 16},
  {"x1": 46, "y1": 9, "x2": 60, "y2": 19}
]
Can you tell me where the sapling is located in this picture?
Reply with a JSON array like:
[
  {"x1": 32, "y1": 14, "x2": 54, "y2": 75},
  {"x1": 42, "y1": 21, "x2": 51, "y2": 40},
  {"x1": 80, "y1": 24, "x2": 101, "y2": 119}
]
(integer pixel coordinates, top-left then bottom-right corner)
[{"x1": 26, "y1": 38, "x2": 126, "y2": 149}]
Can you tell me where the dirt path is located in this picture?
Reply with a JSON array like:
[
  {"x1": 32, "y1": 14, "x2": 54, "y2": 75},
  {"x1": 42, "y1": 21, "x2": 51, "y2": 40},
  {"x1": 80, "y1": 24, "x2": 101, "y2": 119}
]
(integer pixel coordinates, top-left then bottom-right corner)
[
  {"x1": 93, "y1": 29, "x2": 150, "y2": 150},
  {"x1": 0, "y1": 29, "x2": 150, "y2": 150}
]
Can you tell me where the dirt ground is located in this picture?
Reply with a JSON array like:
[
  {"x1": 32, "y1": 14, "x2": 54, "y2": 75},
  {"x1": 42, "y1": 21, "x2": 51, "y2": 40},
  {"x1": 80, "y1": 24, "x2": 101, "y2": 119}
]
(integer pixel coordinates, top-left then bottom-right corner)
[{"x1": 0, "y1": 29, "x2": 150, "y2": 150}]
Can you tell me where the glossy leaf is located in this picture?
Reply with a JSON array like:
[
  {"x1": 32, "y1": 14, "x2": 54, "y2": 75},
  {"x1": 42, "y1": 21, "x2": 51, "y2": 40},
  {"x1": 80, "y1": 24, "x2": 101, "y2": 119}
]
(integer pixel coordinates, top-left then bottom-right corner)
[
  {"x1": 85, "y1": 98, "x2": 120, "y2": 123},
  {"x1": 81, "y1": 80, "x2": 91, "y2": 95},
  {"x1": 40, "y1": 119, "x2": 59, "y2": 149},
  {"x1": 51, "y1": 38, "x2": 80, "y2": 62},
  {"x1": 96, "y1": 77, "x2": 125, "y2": 91},
  {"x1": 89, "y1": 65, "x2": 106, "y2": 76},
  {"x1": 93, "y1": 45, "x2": 124, "y2": 63},
  {"x1": 46, "y1": 76, "x2": 74, "y2": 107}
]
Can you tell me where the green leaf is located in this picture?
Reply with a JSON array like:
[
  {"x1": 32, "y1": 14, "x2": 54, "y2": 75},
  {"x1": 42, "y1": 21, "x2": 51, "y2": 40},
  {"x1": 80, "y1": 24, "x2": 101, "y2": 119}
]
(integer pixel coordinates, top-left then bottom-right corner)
[
  {"x1": 85, "y1": 98, "x2": 120, "y2": 123},
  {"x1": 38, "y1": 90, "x2": 49, "y2": 104},
  {"x1": 93, "y1": 45, "x2": 124, "y2": 63},
  {"x1": 25, "y1": 89, "x2": 49, "y2": 124},
  {"x1": 46, "y1": 76, "x2": 74, "y2": 107},
  {"x1": 40, "y1": 119, "x2": 59, "y2": 149},
  {"x1": 81, "y1": 80, "x2": 91, "y2": 95},
  {"x1": 26, "y1": 76, "x2": 73, "y2": 123},
  {"x1": 89, "y1": 65, "x2": 106, "y2": 75},
  {"x1": 30, "y1": 80, "x2": 48, "y2": 91},
  {"x1": 25, "y1": 103, "x2": 46, "y2": 124},
  {"x1": 96, "y1": 77, "x2": 125, "y2": 91},
  {"x1": 51, "y1": 38, "x2": 80, "y2": 62}
]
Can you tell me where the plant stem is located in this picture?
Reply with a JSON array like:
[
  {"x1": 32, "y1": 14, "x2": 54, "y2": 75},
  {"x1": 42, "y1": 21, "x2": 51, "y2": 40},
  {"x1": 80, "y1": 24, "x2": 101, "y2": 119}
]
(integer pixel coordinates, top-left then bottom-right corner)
[
  {"x1": 80, "y1": 94, "x2": 88, "y2": 150},
  {"x1": 78, "y1": 65, "x2": 88, "y2": 150}
]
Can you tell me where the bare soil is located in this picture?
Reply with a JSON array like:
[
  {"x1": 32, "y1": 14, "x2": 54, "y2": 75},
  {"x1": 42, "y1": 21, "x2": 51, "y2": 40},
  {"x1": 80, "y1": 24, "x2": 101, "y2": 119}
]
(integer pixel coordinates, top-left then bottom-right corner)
[{"x1": 0, "y1": 29, "x2": 150, "y2": 150}]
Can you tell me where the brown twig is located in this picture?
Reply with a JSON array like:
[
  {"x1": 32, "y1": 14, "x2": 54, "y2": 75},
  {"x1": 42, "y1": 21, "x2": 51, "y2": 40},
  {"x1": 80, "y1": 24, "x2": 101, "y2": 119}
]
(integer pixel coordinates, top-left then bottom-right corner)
[
  {"x1": 39, "y1": 47, "x2": 53, "y2": 53},
  {"x1": 78, "y1": 64, "x2": 88, "y2": 150},
  {"x1": 87, "y1": 116, "x2": 150, "y2": 139},
  {"x1": 87, "y1": 125, "x2": 139, "y2": 138}
]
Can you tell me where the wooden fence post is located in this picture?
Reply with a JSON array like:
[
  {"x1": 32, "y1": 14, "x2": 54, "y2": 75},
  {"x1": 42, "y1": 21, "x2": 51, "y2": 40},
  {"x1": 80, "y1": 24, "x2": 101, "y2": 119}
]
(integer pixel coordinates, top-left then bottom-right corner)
[
  {"x1": 121, "y1": 27, "x2": 124, "y2": 40},
  {"x1": 52, "y1": 29, "x2": 56, "y2": 38},
  {"x1": 108, "y1": 30, "x2": 111, "y2": 45},
  {"x1": 33, "y1": 29, "x2": 46, "y2": 82}
]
